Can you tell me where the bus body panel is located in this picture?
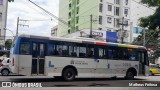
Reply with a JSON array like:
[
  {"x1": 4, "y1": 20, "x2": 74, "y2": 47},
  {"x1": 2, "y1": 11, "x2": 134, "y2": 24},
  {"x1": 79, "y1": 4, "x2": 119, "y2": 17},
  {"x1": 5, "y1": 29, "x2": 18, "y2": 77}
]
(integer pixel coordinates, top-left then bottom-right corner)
[
  {"x1": 18, "y1": 55, "x2": 32, "y2": 76},
  {"x1": 10, "y1": 55, "x2": 19, "y2": 74},
  {"x1": 107, "y1": 60, "x2": 139, "y2": 77},
  {"x1": 45, "y1": 56, "x2": 96, "y2": 77},
  {"x1": 10, "y1": 34, "x2": 149, "y2": 79}
]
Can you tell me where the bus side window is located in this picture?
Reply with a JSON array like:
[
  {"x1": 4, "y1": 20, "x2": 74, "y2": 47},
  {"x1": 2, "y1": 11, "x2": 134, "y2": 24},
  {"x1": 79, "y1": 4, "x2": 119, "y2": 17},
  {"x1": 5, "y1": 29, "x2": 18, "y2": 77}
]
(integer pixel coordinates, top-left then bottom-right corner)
[
  {"x1": 20, "y1": 42, "x2": 30, "y2": 55},
  {"x1": 98, "y1": 46, "x2": 106, "y2": 59},
  {"x1": 128, "y1": 49, "x2": 137, "y2": 61},
  {"x1": 48, "y1": 43, "x2": 57, "y2": 56},
  {"x1": 79, "y1": 46, "x2": 86, "y2": 58},
  {"x1": 69, "y1": 44, "x2": 78, "y2": 57},
  {"x1": 86, "y1": 45, "x2": 94, "y2": 58}
]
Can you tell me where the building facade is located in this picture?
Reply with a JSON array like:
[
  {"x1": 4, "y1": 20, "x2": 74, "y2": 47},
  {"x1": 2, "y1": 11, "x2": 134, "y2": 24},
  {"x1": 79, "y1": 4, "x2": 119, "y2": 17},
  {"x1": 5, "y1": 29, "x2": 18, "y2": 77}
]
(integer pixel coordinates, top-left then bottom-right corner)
[
  {"x1": 58, "y1": 0, "x2": 131, "y2": 43},
  {"x1": 51, "y1": 25, "x2": 58, "y2": 37},
  {"x1": 0, "y1": 0, "x2": 8, "y2": 50}
]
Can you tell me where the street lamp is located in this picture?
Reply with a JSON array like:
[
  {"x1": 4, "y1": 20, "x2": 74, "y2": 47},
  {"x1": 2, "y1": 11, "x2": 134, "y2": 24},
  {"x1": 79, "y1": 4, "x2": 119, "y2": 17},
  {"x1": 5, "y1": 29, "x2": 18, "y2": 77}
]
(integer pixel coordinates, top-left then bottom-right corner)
[{"x1": 3, "y1": 28, "x2": 15, "y2": 41}]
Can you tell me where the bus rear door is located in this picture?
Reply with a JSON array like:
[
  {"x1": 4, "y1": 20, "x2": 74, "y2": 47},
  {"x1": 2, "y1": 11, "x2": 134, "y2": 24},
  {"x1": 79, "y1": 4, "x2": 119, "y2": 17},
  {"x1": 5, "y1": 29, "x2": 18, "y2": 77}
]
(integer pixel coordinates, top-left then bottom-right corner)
[{"x1": 31, "y1": 42, "x2": 46, "y2": 75}]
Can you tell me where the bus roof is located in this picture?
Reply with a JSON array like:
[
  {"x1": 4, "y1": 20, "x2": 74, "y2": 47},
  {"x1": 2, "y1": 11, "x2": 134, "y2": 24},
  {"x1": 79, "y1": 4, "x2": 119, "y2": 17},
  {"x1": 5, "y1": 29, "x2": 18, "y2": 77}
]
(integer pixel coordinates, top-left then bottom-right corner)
[{"x1": 18, "y1": 34, "x2": 146, "y2": 50}]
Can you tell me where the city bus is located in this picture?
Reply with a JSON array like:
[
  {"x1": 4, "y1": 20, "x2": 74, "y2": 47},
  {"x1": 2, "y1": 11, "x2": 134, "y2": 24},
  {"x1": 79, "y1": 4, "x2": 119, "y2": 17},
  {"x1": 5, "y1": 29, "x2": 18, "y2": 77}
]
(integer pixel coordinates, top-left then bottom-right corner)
[{"x1": 10, "y1": 34, "x2": 149, "y2": 81}]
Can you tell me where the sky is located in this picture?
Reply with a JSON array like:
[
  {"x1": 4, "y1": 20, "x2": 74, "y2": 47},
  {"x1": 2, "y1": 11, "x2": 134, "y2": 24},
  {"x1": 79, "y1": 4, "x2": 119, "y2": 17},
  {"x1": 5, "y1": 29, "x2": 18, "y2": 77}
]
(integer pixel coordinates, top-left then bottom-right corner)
[
  {"x1": 6, "y1": 0, "x2": 156, "y2": 39},
  {"x1": 6, "y1": 0, "x2": 59, "y2": 39}
]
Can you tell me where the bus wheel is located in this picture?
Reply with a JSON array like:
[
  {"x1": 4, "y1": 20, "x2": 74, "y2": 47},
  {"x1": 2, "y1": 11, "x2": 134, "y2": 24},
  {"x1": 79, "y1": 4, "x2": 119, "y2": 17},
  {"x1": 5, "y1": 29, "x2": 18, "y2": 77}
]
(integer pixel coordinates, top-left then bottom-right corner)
[
  {"x1": 125, "y1": 71, "x2": 134, "y2": 80},
  {"x1": 62, "y1": 68, "x2": 76, "y2": 81},
  {"x1": 1, "y1": 69, "x2": 10, "y2": 76}
]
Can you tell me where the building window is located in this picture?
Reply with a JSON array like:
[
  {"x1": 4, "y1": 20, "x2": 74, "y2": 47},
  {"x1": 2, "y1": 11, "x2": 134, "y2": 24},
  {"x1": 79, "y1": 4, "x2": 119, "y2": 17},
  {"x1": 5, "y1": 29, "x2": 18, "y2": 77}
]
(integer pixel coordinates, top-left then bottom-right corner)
[
  {"x1": 76, "y1": 16, "x2": 79, "y2": 24},
  {"x1": 99, "y1": 28, "x2": 102, "y2": 30},
  {"x1": 99, "y1": 16, "x2": 102, "y2": 25},
  {"x1": 107, "y1": 29, "x2": 111, "y2": 32},
  {"x1": 99, "y1": 4, "x2": 103, "y2": 12},
  {"x1": 108, "y1": 5, "x2": 112, "y2": 11},
  {"x1": 115, "y1": 7, "x2": 120, "y2": 16},
  {"x1": 0, "y1": 0, "x2": 3, "y2": 5},
  {"x1": 76, "y1": 26, "x2": 79, "y2": 31},
  {"x1": 68, "y1": 12, "x2": 71, "y2": 18},
  {"x1": 125, "y1": 20, "x2": 128, "y2": 27},
  {"x1": 69, "y1": 3, "x2": 71, "y2": 9},
  {"x1": 124, "y1": 9, "x2": 128, "y2": 16},
  {"x1": 133, "y1": 27, "x2": 142, "y2": 34},
  {"x1": 68, "y1": 21, "x2": 71, "y2": 27},
  {"x1": 77, "y1": 0, "x2": 79, "y2": 4},
  {"x1": 107, "y1": 17, "x2": 112, "y2": 23},
  {"x1": 68, "y1": 29, "x2": 71, "y2": 34},
  {"x1": 0, "y1": 13, "x2": 2, "y2": 21},
  {"x1": 125, "y1": 0, "x2": 128, "y2": 5},
  {"x1": 115, "y1": 0, "x2": 120, "y2": 5},
  {"x1": 77, "y1": 7, "x2": 79, "y2": 14},
  {"x1": 114, "y1": 18, "x2": 120, "y2": 28}
]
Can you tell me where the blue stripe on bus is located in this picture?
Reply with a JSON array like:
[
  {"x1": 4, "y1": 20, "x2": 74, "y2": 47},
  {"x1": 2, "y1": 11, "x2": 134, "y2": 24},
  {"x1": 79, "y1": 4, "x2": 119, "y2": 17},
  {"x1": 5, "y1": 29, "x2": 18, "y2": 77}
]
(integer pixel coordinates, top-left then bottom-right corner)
[{"x1": 13, "y1": 37, "x2": 21, "y2": 54}]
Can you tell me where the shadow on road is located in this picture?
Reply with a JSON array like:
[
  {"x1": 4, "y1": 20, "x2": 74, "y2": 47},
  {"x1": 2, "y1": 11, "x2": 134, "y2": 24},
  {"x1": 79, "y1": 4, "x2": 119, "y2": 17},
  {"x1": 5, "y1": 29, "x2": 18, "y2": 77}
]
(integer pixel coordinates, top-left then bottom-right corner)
[{"x1": 8, "y1": 77, "x2": 146, "y2": 82}]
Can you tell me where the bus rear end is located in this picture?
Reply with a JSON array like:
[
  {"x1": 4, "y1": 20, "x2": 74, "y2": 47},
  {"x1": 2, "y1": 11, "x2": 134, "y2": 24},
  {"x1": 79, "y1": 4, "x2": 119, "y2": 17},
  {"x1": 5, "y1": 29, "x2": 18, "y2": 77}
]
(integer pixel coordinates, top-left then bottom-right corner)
[{"x1": 9, "y1": 37, "x2": 21, "y2": 75}]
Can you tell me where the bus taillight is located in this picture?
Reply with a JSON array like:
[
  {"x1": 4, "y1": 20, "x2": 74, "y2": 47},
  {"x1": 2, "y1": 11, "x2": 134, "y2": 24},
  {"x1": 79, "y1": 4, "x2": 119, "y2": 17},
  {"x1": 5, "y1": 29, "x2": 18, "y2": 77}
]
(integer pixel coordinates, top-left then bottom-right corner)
[{"x1": 12, "y1": 57, "x2": 14, "y2": 66}]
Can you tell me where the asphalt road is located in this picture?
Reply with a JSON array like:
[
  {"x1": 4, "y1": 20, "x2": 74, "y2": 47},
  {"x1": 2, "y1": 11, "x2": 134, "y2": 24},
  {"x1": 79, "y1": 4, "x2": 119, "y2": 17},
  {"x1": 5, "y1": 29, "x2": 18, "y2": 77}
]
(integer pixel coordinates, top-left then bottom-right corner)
[{"x1": 0, "y1": 75, "x2": 160, "y2": 90}]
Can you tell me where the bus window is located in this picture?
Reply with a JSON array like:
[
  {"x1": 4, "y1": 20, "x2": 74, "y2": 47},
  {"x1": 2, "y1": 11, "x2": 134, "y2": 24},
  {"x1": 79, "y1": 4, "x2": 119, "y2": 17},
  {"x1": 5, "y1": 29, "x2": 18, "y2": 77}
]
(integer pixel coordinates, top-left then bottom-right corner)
[
  {"x1": 128, "y1": 49, "x2": 137, "y2": 61},
  {"x1": 98, "y1": 47, "x2": 106, "y2": 59},
  {"x1": 55, "y1": 42, "x2": 68, "y2": 56},
  {"x1": 20, "y1": 42, "x2": 30, "y2": 55},
  {"x1": 69, "y1": 45, "x2": 78, "y2": 57},
  {"x1": 79, "y1": 47, "x2": 86, "y2": 58},
  {"x1": 86, "y1": 45, "x2": 94, "y2": 58},
  {"x1": 48, "y1": 43, "x2": 55, "y2": 56},
  {"x1": 108, "y1": 47, "x2": 118, "y2": 59}
]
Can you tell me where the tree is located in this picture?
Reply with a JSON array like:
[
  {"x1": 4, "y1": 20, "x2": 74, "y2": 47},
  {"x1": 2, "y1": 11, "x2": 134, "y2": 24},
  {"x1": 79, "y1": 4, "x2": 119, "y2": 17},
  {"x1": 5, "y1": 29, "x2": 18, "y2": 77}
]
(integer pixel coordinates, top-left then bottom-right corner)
[
  {"x1": 133, "y1": 0, "x2": 160, "y2": 59},
  {"x1": 8, "y1": 0, "x2": 14, "y2": 2},
  {"x1": 5, "y1": 39, "x2": 12, "y2": 50},
  {"x1": 139, "y1": 0, "x2": 160, "y2": 30}
]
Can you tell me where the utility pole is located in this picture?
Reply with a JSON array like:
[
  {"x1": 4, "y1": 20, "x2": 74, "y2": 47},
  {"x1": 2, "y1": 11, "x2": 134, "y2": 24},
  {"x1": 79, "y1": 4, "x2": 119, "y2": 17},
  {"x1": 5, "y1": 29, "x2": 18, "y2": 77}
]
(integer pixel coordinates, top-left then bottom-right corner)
[
  {"x1": 143, "y1": 28, "x2": 146, "y2": 46},
  {"x1": 118, "y1": 17, "x2": 128, "y2": 43},
  {"x1": 16, "y1": 17, "x2": 29, "y2": 37},
  {"x1": 16, "y1": 17, "x2": 19, "y2": 37},
  {"x1": 89, "y1": 14, "x2": 93, "y2": 38}
]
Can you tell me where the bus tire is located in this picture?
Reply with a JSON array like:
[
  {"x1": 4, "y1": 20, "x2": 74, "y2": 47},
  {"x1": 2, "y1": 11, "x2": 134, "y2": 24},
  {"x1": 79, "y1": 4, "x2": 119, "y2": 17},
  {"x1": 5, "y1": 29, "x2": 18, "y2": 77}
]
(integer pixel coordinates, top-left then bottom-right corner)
[
  {"x1": 125, "y1": 71, "x2": 134, "y2": 80},
  {"x1": 62, "y1": 68, "x2": 76, "y2": 81},
  {"x1": 1, "y1": 69, "x2": 10, "y2": 76}
]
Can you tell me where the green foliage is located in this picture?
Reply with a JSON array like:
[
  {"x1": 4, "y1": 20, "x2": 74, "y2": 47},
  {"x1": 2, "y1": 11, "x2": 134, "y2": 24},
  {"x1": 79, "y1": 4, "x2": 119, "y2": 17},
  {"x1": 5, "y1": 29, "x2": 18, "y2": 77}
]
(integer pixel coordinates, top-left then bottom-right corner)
[
  {"x1": 5, "y1": 39, "x2": 12, "y2": 49},
  {"x1": 141, "y1": 0, "x2": 160, "y2": 7},
  {"x1": 136, "y1": 0, "x2": 160, "y2": 59},
  {"x1": 139, "y1": 7, "x2": 160, "y2": 30},
  {"x1": 8, "y1": 0, "x2": 14, "y2": 2}
]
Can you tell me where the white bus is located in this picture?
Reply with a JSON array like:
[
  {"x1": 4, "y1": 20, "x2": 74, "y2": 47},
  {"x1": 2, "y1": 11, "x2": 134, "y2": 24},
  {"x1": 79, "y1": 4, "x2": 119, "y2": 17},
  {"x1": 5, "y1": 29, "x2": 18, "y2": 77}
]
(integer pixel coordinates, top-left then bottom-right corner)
[{"x1": 10, "y1": 34, "x2": 149, "y2": 81}]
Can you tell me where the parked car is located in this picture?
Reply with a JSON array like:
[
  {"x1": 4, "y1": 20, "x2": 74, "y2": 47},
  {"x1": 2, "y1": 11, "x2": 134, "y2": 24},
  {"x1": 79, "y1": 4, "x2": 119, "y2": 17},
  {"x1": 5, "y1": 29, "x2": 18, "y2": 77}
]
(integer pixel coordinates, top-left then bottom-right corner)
[
  {"x1": 0, "y1": 58, "x2": 11, "y2": 76},
  {"x1": 149, "y1": 64, "x2": 160, "y2": 76}
]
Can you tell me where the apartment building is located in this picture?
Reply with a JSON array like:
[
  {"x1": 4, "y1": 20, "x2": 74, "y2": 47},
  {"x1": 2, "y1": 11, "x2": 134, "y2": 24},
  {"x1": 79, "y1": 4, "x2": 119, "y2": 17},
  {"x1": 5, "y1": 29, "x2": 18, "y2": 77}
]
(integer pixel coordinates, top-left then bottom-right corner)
[
  {"x1": 58, "y1": 0, "x2": 131, "y2": 42},
  {"x1": 51, "y1": 25, "x2": 58, "y2": 37},
  {"x1": 0, "y1": 0, "x2": 8, "y2": 50}
]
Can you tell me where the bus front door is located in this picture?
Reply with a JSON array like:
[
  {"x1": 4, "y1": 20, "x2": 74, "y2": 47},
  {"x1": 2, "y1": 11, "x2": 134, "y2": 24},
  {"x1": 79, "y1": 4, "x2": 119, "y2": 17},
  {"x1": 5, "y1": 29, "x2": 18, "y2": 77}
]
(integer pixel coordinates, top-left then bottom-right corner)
[
  {"x1": 138, "y1": 51, "x2": 148, "y2": 75},
  {"x1": 31, "y1": 42, "x2": 45, "y2": 75}
]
